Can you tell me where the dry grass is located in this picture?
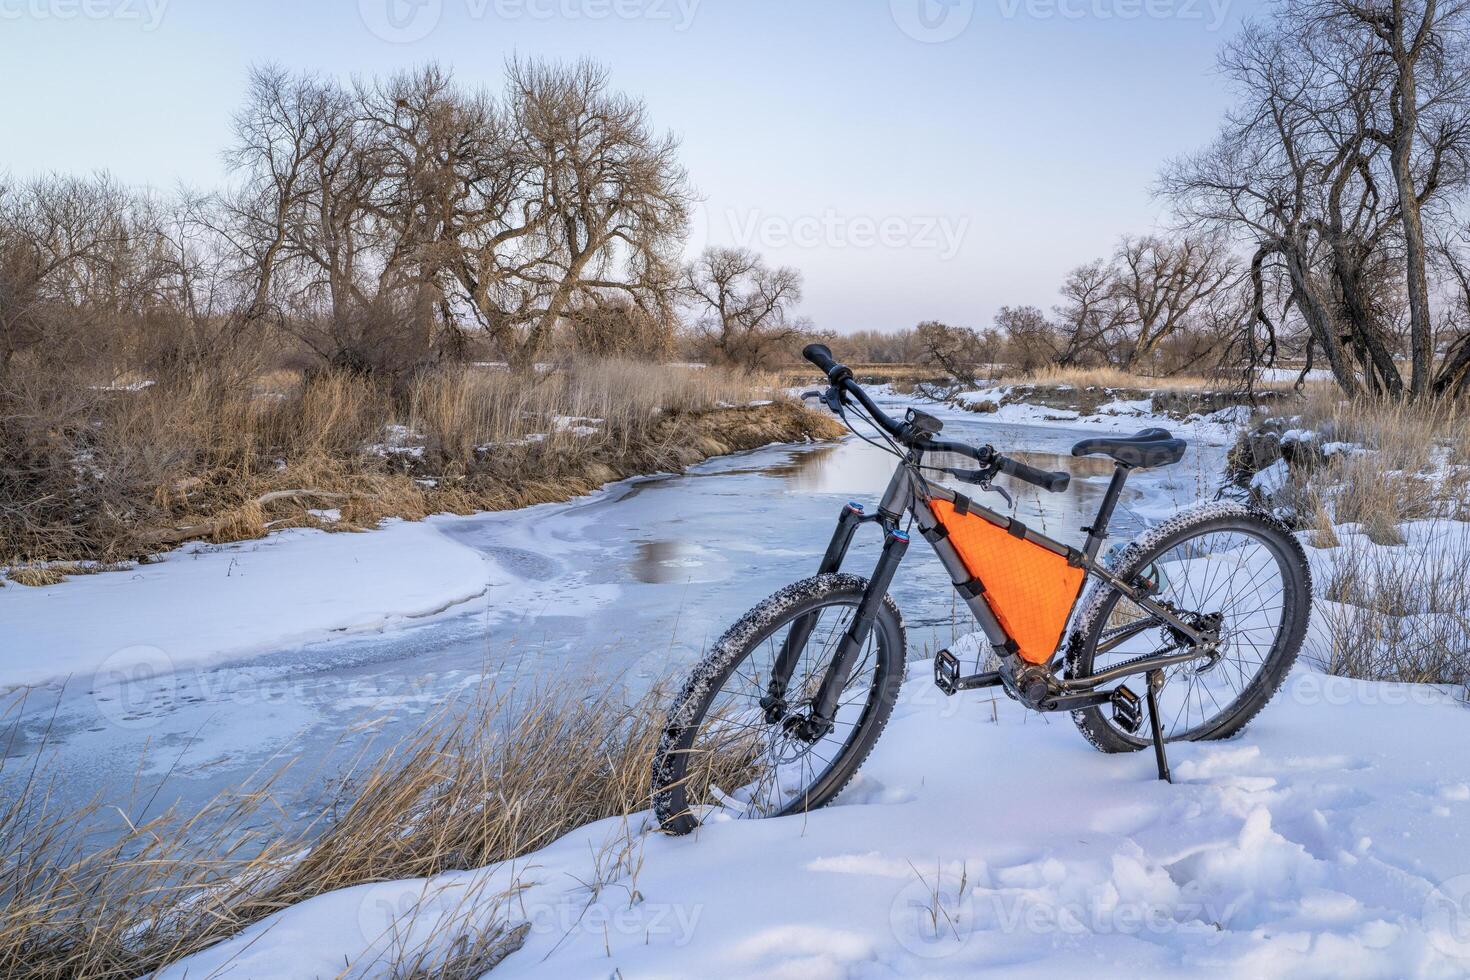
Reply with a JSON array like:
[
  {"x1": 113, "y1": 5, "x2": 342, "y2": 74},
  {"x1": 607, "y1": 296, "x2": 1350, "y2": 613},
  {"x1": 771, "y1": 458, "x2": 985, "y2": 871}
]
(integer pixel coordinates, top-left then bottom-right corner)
[
  {"x1": 777, "y1": 362, "x2": 952, "y2": 387},
  {"x1": 1263, "y1": 393, "x2": 1470, "y2": 688},
  {"x1": 0, "y1": 359, "x2": 838, "y2": 566},
  {"x1": 1315, "y1": 520, "x2": 1470, "y2": 688},
  {"x1": 0, "y1": 678, "x2": 725, "y2": 978},
  {"x1": 1002, "y1": 364, "x2": 1310, "y2": 392},
  {"x1": 1272, "y1": 391, "x2": 1470, "y2": 543},
  {"x1": 7, "y1": 566, "x2": 69, "y2": 587}
]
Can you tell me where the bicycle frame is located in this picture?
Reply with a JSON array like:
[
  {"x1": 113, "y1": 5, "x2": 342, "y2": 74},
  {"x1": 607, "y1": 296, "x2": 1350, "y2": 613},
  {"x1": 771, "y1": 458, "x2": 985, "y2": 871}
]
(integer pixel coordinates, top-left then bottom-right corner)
[{"x1": 776, "y1": 448, "x2": 1216, "y2": 734}]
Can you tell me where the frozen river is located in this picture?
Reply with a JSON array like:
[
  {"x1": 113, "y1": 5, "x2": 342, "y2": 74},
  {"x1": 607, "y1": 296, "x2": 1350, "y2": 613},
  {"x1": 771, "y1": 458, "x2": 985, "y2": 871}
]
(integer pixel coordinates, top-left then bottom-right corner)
[{"x1": 2, "y1": 392, "x2": 1231, "y2": 832}]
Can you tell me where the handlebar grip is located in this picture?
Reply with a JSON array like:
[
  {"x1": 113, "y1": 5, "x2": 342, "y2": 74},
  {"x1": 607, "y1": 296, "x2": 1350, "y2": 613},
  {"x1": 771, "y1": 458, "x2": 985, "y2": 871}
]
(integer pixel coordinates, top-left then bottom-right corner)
[
  {"x1": 802, "y1": 344, "x2": 852, "y2": 383},
  {"x1": 998, "y1": 455, "x2": 1071, "y2": 493}
]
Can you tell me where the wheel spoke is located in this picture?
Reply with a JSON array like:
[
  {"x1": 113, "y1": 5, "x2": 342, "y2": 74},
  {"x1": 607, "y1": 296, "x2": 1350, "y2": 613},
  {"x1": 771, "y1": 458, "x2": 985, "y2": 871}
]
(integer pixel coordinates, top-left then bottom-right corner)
[
  {"x1": 669, "y1": 592, "x2": 894, "y2": 823},
  {"x1": 1085, "y1": 522, "x2": 1299, "y2": 743}
]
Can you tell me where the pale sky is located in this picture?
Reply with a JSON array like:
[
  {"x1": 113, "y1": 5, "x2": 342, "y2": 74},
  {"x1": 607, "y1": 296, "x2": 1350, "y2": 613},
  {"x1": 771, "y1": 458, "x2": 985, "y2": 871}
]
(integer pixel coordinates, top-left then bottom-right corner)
[{"x1": 0, "y1": 0, "x2": 1264, "y2": 332}]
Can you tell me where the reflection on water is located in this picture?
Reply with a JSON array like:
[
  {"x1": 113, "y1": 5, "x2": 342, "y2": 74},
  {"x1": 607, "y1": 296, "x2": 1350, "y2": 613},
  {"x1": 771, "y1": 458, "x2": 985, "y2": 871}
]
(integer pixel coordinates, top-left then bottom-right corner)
[
  {"x1": 771, "y1": 443, "x2": 878, "y2": 493},
  {"x1": 765, "y1": 437, "x2": 1148, "y2": 545},
  {"x1": 633, "y1": 539, "x2": 696, "y2": 583},
  {"x1": 1009, "y1": 450, "x2": 1119, "y2": 479},
  {"x1": 5, "y1": 392, "x2": 1234, "y2": 851}
]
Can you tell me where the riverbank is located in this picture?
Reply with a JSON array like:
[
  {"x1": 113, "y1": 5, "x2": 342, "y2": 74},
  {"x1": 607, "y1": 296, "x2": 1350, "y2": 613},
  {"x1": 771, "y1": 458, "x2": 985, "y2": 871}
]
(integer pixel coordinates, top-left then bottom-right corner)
[
  {"x1": 2, "y1": 360, "x2": 841, "y2": 575},
  {"x1": 1, "y1": 384, "x2": 1259, "y2": 976},
  {"x1": 0, "y1": 398, "x2": 840, "y2": 692}
]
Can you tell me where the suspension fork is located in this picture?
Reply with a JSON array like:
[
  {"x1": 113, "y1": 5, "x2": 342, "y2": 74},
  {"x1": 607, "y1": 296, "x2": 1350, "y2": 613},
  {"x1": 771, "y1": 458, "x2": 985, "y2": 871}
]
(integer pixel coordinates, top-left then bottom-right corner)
[
  {"x1": 761, "y1": 502, "x2": 867, "y2": 719},
  {"x1": 802, "y1": 525, "x2": 910, "y2": 733}
]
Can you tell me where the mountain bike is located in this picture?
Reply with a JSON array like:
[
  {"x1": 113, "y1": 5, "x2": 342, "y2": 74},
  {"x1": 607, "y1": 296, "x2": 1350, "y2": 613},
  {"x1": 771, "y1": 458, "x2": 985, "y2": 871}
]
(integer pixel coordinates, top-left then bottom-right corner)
[{"x1": 651, "y1": 345, "x2": 1312, "y2": 835}]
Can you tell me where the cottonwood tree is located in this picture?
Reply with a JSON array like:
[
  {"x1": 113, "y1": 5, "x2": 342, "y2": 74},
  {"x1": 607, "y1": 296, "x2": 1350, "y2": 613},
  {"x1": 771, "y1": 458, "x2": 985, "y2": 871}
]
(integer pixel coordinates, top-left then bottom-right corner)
[
  {"x1": 683, "y1": 246, "x2": 807, "y2": 370},
  {"x1": 1430, "y1": 223, "x2": 1470, "y2": 393},
  {"x1": 1111, "y1": 234, "x2": 1238, "y2": 370},
  {"x1": 220, "y1": 65, "x2": 418, "y2": 371},
  {"x1": 993, "y1": 306, "x2": 1061, "y2": 373},
  {"x1": 1306, "y1": 0, "x2": 1470, "y2": 396},
  {"x1": 1052, "y1": 259, "x2": 1127, "y2": 367},
  {"x1": 1163, "y1": 23, "x2": 1385, "y2": 394},
  {"x1": 358, "y1": 64, "x2": 511, "y2": 366},
  {"x1": 1165, "y1": 4, "x2": 1470, "y2": 398},
  {"x1": 218, "y1": 60, "x2": 691, "y2": 375},
  {"x1": 487, "y1": 59, "x2": 690, "y2": 371},
  {"x1": 916, "y1": 319, "x2": 998, "y2": 383}
]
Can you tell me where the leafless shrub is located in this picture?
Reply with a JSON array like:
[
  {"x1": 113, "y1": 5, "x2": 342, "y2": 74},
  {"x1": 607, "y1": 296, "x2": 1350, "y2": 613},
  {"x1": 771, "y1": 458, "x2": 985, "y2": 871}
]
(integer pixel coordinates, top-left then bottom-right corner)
[
  {"x1": 566, "y1": 297, "x2": 675, "y2": 361},
  {"x1": 1315, "y1": 521, "x2": 1470, "y2": 688}
]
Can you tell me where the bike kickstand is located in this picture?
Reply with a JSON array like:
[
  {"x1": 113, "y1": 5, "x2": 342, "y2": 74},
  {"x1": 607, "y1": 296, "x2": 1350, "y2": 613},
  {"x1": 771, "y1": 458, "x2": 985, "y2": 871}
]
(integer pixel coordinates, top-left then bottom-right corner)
[{"x1": 1145, "y1": 669, "x2": 1172, "y2": 784}]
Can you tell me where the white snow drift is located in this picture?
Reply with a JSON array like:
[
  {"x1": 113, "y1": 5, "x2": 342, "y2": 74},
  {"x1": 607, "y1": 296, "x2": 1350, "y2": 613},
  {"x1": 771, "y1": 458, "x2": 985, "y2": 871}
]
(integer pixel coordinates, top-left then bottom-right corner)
[
  {"x1": 0, "y1": 519, "x2": 492, "y2": 691},
  {"x1": 164, "y1": 651, "x2": 1470, "y2": 978}
]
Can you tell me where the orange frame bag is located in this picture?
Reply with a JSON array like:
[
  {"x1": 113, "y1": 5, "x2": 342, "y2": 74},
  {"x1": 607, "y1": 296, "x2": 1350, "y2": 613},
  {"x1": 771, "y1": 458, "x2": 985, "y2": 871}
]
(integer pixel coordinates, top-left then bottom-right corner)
[{"x1": 930, "y1": 498, "x2": 1086, "y2": 665}]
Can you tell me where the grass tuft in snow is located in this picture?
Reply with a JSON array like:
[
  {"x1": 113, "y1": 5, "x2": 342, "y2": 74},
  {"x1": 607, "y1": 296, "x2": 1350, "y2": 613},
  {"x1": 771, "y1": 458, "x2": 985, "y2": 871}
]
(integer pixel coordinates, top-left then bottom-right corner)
[
  {"x1": 0, "y1": 680, "x2": 684, "y2": 978},
  {"x1": 1314, "y1": 520, "x2": 1470, "y2": 691}
]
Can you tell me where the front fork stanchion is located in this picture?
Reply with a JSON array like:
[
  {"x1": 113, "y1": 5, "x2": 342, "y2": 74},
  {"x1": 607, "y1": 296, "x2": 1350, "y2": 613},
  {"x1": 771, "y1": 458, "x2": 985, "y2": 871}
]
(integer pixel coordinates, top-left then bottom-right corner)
[
  {"x1": 800, "y1": 526, "x2": 910, "y2": 737},
  {"x1": 761, "y1": 502, "x2": 867, "y2": 722}
]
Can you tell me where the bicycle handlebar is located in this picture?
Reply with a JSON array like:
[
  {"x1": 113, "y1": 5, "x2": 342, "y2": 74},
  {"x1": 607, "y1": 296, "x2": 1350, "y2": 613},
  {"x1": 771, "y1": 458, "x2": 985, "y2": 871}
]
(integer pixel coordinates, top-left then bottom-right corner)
[
  {"x1": 803, "y1": 344, "x2": 1072, "y2": 494},
  {"x1": 998, "y1": 454, "x2": 1071, "y2": 493},
  {"x1": 802, "y1": 344, "x2": 847, "y2": 382}
]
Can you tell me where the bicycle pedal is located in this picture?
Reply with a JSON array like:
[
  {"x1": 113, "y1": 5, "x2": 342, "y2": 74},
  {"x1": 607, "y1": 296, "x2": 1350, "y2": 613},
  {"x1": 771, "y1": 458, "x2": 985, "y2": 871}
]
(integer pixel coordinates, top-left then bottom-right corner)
[
  {"x1": 935, "y1": 649, "x2": 961, "y2": 697},
  {"x1": 1111, "y1": 684, "x2": 1143, "y2": 734}
]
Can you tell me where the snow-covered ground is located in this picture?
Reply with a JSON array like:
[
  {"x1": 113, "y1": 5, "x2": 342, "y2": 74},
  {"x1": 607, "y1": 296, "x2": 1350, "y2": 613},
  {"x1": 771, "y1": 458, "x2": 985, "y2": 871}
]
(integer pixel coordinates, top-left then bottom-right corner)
[
  {"x1": 952, "y1": 384, "x2": 1252, "y2": 438},
  {"x1": 0, "y1": 519, "x2": 492, "y2": 691},
  {"x1": 165, "y1": 643, "x2": 1470, "y2": 978},
  {"x1": 27, "y1": 382, "x2": 1470, "y2": 976},
  {"x1": 151, "y1": 389, "x2": 1470, "y2": 977},
  {"x1": 0, "y1": 387, "x2": 1228, "y2": 697}
]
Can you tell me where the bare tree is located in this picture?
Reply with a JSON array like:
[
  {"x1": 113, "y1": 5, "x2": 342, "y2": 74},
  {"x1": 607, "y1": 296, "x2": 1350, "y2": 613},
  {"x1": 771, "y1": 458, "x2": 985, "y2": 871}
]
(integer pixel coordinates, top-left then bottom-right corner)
[
  {"x1": 1306, "y1": 0, "x2": 1470, "y2": 396},
  {"x1": 1164, "y1": 22, "x2": 1386, "y2": 394},
  {"x1": 1052, "y1": 260, "x2": 1126, "y2": 366},
  {"x1": 0, "y1": 175, "x2": 173, "y2": 378},
  {"x1": 495, "y1": 59, "x2": 690, "y2": 370},
  {"x1": 915, "y1": 319, "x2": 997, "y2": 383},
  {"x1": 220, "y1": 65, "x2": 337, "y2": 324},
  {"x1": 1431, "y1": 222, "x2": 1470, "y2": 393},
  {"x1": 358, "y1": 63, "x2": 510, "y2": 366},
  {"x1": 1111, "y1": 234, "x2": 1238, "y2": 370},
  {"x1": 1165, "y1": 2, "x2": 1470, "y2": 399},
  {"x1": 683, "y1": 247, "x2": 807, "y2": 371},
  {"x1": 993, "y1": 306, "x2": 1061, "y2": 373}
]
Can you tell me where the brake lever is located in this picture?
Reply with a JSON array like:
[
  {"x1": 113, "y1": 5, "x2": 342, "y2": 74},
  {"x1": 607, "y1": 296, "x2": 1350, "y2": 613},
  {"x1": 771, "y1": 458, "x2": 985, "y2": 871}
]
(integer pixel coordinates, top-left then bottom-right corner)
[
  {"x1": 943, "y1": 467, "x2": 1014, "y2": 509},
  {"x1": 987, "y1": 481, "x2": 1015, "y2": 509}
]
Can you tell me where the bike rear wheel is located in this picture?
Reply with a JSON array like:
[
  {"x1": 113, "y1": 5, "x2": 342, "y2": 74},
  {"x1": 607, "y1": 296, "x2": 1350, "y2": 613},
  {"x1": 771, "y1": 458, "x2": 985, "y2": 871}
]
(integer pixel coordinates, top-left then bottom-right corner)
[
  {"x1": 1066, "y1": 504, "x2": 1311, "y2": 752},
  {"x1": 653, "y1": 573, "x2": 905, "y2": 835}
]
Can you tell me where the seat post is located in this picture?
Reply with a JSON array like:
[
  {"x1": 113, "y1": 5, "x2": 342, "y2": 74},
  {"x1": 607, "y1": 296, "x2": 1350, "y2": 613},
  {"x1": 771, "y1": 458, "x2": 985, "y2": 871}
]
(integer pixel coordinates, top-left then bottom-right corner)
[{"x1": 1083, "y1": 464, "x2": 1132, "y2": 560}]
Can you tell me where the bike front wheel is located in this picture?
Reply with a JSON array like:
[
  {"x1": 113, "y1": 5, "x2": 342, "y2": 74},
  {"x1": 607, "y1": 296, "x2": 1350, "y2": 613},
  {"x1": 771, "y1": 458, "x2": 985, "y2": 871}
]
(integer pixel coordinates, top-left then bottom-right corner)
[{"x1": 652, "y1": 573, "x2": 906, "y2": 835}]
